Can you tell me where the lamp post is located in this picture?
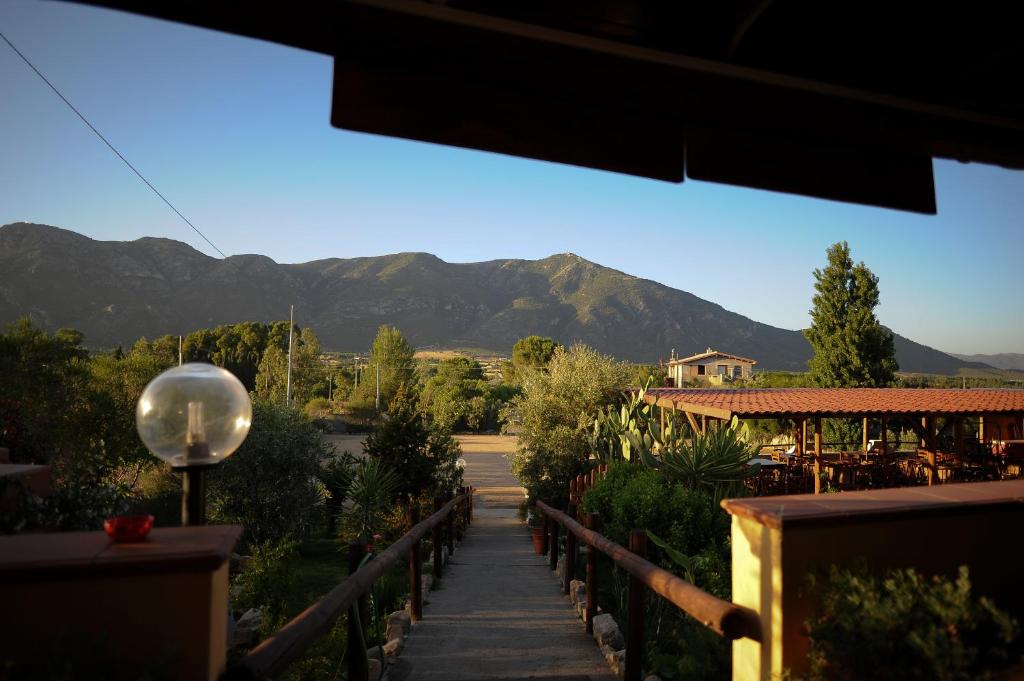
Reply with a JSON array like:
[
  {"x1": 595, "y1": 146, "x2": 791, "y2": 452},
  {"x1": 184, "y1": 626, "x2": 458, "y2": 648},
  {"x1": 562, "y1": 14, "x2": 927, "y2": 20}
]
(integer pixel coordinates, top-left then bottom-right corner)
[{"x1": 136, "y1": 363, "x2": 252, "y2": 526}]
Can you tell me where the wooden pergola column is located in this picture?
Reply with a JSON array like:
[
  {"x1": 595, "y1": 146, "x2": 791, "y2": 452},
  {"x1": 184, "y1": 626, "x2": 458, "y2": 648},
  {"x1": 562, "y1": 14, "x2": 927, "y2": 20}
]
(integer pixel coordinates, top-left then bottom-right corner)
[
  {"x1": 879, "y1": 415, "x2": 888, "y2": 455},
  {"x1": 924, "y1": 415, "x2": 937, "y2": 486},
  {"x1": 813, "y1": 417, "x2": 822, "y2": 495},
  {"x1": 795, "y1": 418, "x2": 805, "y2": 457},
  {"x1": 862, "y1": 417, "x2": 869, "y2": 455}
]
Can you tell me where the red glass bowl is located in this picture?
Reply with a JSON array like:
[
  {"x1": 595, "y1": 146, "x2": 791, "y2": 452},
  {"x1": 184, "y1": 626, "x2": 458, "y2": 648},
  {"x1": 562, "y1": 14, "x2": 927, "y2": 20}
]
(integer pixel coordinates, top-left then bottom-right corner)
[{"x1": 104, "y1": 515, "x2": 154, "y2": 542}]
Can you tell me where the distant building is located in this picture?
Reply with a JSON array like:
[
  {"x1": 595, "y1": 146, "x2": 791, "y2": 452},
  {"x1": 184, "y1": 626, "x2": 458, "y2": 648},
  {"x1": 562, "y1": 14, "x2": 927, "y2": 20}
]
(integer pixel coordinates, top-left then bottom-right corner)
[{"x1": 666, "y1": 348, "x2": 756, "y2": 386}]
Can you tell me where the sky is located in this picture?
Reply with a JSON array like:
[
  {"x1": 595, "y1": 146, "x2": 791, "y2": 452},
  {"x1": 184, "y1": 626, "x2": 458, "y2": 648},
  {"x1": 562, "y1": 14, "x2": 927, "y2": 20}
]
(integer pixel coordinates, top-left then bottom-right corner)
[{"x1": 2, "y1": 1, "x2": 1022, "y2": 355}]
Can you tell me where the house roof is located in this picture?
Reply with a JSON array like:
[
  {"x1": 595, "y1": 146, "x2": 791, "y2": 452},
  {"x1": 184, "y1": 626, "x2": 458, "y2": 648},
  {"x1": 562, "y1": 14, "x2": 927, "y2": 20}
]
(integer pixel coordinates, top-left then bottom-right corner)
[
  {"x1": 669, "y1": 350, "x2": 757, "y2": 365},
  {"x1": 645, "y1": 388, "x2": 1024, "y2": 420},
  {"x1": 71, "y1": 0, "x2": 1024, "y2": 214}
]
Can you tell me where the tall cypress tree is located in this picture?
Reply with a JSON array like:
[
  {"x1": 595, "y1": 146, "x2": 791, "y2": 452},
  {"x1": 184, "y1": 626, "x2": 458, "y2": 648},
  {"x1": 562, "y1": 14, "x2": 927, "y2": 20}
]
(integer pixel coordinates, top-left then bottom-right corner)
[{"x1": 805, "y1": 242, "x2": 898, "y2": 387}]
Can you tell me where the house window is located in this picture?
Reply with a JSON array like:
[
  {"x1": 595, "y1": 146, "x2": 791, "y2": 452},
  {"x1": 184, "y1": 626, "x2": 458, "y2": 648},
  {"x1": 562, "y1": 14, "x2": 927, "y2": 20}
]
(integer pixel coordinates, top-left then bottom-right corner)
[
  {"x1": 717, "y1": 364, "x2": 728, "y2": 376},
  {"x1": 697, "y1": 365, "x2": 706, "y2": 376},
  {"x1": 733, "y1": 365, "x2": 743, "y2": 379}
]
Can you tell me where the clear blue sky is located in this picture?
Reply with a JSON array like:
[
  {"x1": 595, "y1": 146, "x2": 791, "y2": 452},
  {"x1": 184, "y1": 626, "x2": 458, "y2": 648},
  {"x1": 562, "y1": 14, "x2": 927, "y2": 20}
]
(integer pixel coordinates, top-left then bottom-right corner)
[{"x1": 2, "y1": 1, "x2": 1022, "y2": 355}]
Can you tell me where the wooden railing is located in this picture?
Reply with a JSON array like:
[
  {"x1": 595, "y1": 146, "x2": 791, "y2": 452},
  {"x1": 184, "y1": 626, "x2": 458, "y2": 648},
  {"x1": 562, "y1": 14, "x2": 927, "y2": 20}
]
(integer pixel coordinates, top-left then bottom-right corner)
[
  {"x1": 537, "y1": 480, "x2": 761, "y2": 681},
  {"x1": 223, "y1": 486, "x2": 474, "y2": 681}
]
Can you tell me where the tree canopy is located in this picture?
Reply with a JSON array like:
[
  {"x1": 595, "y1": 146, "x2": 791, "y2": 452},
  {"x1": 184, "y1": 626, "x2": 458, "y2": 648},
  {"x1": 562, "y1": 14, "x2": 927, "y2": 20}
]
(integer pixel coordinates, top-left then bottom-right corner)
[
  {"x1": 512, "y1": 336, "x2": 562, "y2": 371},
  {"x1": 350, "y1": 325, "x2": 416, "y2": 413},
  {"x1": 804, "y1": 242, "x2": 898, "y2": 387}
]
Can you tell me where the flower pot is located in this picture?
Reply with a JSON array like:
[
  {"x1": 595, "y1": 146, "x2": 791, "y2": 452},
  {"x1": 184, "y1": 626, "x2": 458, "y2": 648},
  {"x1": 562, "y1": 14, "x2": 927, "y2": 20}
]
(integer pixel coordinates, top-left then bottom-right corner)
[{"x1": 531, "y1": 526, "x2": 545, "y2": 554}]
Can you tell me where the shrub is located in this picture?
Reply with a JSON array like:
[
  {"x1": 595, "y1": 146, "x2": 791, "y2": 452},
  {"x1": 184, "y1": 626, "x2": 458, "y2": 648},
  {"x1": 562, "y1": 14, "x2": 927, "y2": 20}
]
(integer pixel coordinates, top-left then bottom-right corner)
[
  {"x1": 364, "y1": 384, "x2": 463, "y2": 501},
  {"x1": 804, "y1": 563, "x2": 1021, "y2": 681},
  {"x1": 505, "y1": 344, "x2": 632, "y2": 506},
  {"x1": 304, "y1": 397, "x2": 331, "y2": 419},
  {"x1": 232, "y1": 540, "x2": 299, "y2": 639},
  {"x1": 208, "y1": 400, "x2": 330, "y2": 545},
  {"x1": 580, "y1": 462, "x2": 731, "y2": 680}
]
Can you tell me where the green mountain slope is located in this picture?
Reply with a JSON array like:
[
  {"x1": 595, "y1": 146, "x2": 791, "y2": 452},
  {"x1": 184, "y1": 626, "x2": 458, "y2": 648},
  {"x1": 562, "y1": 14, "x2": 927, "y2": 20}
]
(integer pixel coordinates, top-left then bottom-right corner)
[{"x1": 0, "y1": 222, "x2": 990, "y2": 374}]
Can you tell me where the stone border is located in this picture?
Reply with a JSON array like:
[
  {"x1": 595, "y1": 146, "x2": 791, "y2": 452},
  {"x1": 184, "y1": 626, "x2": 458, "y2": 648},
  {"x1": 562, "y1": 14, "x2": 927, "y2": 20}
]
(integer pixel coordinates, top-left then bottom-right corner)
[{"x1": 553, "y1": 549, "x2": 662, "y2": 681}]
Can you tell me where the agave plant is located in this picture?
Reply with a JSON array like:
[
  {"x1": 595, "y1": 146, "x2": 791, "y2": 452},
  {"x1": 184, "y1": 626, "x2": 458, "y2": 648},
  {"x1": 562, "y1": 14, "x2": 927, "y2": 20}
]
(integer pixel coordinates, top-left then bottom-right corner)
[{"x1": 651, "y1": 416, "x2": 759, "y2": 503}]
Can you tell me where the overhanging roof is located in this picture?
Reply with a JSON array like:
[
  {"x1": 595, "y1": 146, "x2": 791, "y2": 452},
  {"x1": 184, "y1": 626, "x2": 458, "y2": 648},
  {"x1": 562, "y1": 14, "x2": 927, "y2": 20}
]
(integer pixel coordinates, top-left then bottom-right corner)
[
  {"x1": 72, "y1": 1, "x2": 1024, "y2": 213},
  {"x1": 670, "y1": 350, "x2": 757, "y2": 366},
  {"x1": 645, "y1": 388, "x2": 1024, "y2": 420}
]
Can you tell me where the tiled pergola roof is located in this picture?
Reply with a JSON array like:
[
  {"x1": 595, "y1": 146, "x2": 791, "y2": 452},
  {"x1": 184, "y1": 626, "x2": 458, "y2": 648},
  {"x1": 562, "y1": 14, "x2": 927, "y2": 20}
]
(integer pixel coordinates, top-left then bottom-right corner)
[{"x1": 645, "y1": 388, "x2": 1024, "y2": 420}]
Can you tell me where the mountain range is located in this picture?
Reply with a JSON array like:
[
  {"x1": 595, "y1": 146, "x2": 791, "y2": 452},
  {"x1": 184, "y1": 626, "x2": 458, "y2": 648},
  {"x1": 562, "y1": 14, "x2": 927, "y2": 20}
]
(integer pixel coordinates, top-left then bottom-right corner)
[{"x1": 0, "y1": 222, "x2": 997, "y2": 374}]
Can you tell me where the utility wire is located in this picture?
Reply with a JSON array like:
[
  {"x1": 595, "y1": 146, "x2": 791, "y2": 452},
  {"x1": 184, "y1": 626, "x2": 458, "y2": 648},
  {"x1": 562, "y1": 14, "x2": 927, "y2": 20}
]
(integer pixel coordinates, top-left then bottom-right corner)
[{"x1": 0, "y1": 30, "x2": 227, "y2": 258}]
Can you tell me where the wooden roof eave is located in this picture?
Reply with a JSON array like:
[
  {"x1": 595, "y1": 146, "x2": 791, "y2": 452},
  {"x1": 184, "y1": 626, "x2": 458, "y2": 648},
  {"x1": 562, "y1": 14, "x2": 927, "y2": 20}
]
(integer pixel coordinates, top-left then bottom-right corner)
[{"x1": 649, "y1": 396, "x2": 733, "y2": 421}]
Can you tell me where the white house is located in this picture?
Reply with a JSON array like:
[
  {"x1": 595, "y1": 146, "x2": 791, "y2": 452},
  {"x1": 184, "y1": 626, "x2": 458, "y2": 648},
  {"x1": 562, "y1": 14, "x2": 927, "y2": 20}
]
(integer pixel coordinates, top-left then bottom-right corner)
[{"x1": 666, "y1": 348, "x2": 756, "y2": 386}]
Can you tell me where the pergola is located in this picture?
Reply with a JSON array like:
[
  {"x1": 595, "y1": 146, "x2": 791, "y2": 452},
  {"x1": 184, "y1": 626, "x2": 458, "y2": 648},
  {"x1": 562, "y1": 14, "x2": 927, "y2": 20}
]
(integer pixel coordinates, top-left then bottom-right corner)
[
  {"x1": 71, "y1": 0, "x2": 1024, "y2": 215},
  {"x1": 645, "y1": 388, "x2": 1024, "y2": 493}
]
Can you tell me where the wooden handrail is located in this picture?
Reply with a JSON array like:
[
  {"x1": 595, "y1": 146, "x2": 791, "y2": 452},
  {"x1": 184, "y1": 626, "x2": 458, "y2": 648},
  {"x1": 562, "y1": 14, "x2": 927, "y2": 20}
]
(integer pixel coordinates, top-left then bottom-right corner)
[
  {"x1": 536, "y1": 500, "x2": 761, "y2": 642},
  {"x1": 226, "y1": 492, "x2": 469, "y2": 680}
]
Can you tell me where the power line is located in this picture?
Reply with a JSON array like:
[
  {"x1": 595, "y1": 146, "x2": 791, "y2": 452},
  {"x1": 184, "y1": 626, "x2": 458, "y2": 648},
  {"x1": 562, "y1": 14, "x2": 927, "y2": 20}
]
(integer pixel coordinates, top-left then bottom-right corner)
[{"x1": 0, "y1": 30, "x2": 227, "y2": 258}]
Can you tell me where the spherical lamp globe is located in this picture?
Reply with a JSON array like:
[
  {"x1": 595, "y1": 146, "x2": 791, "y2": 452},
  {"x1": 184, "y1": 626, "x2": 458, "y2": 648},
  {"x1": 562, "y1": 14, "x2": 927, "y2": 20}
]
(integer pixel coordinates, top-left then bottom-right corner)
[{"x1": 136, "y1": 363, "x2": 252, "y2": 468}]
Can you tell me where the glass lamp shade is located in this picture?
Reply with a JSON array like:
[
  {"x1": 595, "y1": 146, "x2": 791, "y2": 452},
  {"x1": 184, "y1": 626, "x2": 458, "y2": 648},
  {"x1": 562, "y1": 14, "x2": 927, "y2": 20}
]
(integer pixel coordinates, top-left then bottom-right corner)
[{"x1": 136, "y1": 363, "x2": 252, "y2": 468}]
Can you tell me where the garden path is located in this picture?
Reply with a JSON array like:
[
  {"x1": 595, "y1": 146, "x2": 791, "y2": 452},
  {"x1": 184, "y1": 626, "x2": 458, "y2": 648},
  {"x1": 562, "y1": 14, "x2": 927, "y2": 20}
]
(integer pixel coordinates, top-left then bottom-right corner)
[{"x1": 396, "y1": 434, "x2": 613, "y2": 681}]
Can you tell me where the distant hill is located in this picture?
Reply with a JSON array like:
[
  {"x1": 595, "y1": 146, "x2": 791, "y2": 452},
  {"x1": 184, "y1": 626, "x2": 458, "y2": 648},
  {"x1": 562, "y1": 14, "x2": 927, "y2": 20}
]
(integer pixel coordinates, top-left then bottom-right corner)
[
  {"x1": 950, "y1": 352, "x2": 1024, "y2": 372},
  {"x1": 0, "y1": 222, "x2": 992, "y2": 374}
]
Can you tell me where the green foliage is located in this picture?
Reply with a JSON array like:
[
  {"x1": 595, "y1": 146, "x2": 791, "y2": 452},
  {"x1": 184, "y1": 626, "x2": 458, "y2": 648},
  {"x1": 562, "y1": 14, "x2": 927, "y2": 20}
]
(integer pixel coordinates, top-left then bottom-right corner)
[
  {"x1": 506, "y1": 344, "x2": 632, "y2": 506},
  {"x1": 233, "y1": 540, "x2": 299, "y2": 637},
  {"x1": 591, "y1": 376, "x2": 663, "y2": 464},
  {"x1": 0, "y1": 317, "x2": 92, "y2": 463},
  {"x1": 349, "y1": 325, "x2": 416, "y2": 414},
  {"x1": 579, "y1": 463, "x2": 731, "y2": 680},
  {"x1": 804, "y1": 242, "x2": 898, "y2": 387},
  {"x1": 419, "y1": 357, "x2": 509, "y2": 432},
  {"x1": 255, "y1": 326, "x2": 326, "y2": 406},
  {"x1": 804, "y1": 563, "x2": 1021, "y2": 681},
  {"x1": 363, "y1": 384, "x2": 463, "y2": 501},
  {"x1": 653, "y1": 417, "x2": 759, "y2": 503},
  {"x1": 208, "y1": 400, "x2": 330, "y2": 545},
  {"x1": 511, "y1": 335, "x2": 562, "y2": 374},
  {"x1": 342, "y1": 458, "x2": 400, "y2": 541}
]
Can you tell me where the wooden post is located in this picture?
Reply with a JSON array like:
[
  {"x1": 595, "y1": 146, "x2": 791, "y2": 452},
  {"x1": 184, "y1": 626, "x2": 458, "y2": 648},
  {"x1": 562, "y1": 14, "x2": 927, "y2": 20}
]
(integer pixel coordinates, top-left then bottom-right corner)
[
  {"x1": 955, "y1": 418, "x2": 965, "y2": 460},
  {"x1": 979, "y1": 415, "x2": 986, "y2": 442},
  {"x1": 585, "y1": 512, "x2": 600, "y2": 634},
  {"x1": 795, "y1": 419, "x2": 805, "y2": 457},
  {"x1": 814, "y1": 418, "x2": 822, "y2": 495},
  {"x1": 433, "y1": 497, "x2": 444, "y2": 579},
  {"x1": 347, "y1": 540, "x2": 369, "y2": 681},
  {"x1": 925, "y1": 415, "x2": 937, "y2": 486},
  {"x1": 862, "y1": 416, "x2": 869, "y2": 454},
  {"x1": 880, "y1": 416, "x2": 888, "y2": 455},
  {"x1": 569, "y1": 479, "x2": 578, "y2": 506},
  {"x1": 541, "y1": 513, "x2": 549, "y2": 555},
  {"x1": 408, "y1": 505, "x2": 423, "y2": 622},
  {"x1": 700, "y1": 414, "x2": 707, "y2": 434},
  {"x1": 563, "y1": 502, "x2": 577, "y2": 595},
  {"x1": 549, "y1": 515, "x2": 560, "y2": 571},
  {"x1": 626, "y1": 529, "x2": 648, "y2": 681},
  {"x1": 801, "y1": 419, "x2": 808, "y2": 454},
  {"x1": 446, "y1": 492, "x2": 455, "y2": 555}
]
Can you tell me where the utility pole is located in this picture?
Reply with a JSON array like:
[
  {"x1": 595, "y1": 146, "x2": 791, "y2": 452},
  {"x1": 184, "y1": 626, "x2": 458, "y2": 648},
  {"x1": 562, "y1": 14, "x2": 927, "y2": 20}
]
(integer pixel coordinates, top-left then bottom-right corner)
[
  {"x1": 354, "y1": 360, "x2": 359, "y2": 389},
  {"x1": 178, "y1": 335, "x2": 183, "y2": 366},
  {"x1": 328, "y1": 373, "x2": 333, "y2": 401},
  {"x1": 375, "y1": 362, "x2": 381, "y2": 413},
  {"x1": 286, "y1": 305, "x2": 294, "y2": 405}
]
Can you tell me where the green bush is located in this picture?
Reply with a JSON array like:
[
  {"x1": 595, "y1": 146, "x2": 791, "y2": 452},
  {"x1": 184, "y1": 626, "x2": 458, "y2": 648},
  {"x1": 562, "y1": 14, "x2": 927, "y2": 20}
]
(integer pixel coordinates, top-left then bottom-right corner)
[
  {"x1": 232, "y1": 540, "x2": 299, "y2": 639},
  {"x1": 506, "y1": 344, "x2": 632, "y2": 507},
  {"x1": 804, "y1": 563, "x2": 1021, "y2": 681},
  {"x1": 208, "y1": 400, "x2": 330, "y2": 545},
  {"x1": 580, "y1": 463, "x2": 732, "y2": 680}
]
